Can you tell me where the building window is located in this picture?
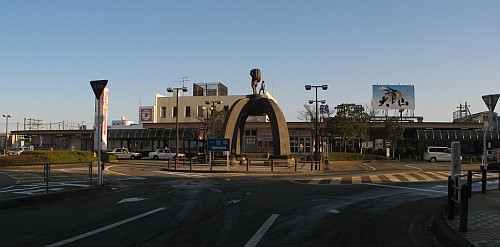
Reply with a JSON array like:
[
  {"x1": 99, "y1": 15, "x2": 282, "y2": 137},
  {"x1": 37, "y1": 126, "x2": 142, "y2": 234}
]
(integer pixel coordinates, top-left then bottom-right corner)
[
  {"x1": 161, "y1": 107, "x2": 166, "y2": 118},
  {"x1": 173, "y1": 106, "x2": 178, "y2": 118},
  {"x1": 185, "y1": 106, "x2": 191, "y2": 117},
  {"x1": 197, "y1": 106, "x2": 205, "y2": 118}
]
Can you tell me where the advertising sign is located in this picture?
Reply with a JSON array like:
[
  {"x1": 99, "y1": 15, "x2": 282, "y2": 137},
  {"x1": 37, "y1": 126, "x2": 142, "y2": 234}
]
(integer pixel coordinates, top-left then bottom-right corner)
[
  {"x1": 372, "y1": 85, "x2": 415, "y2": 110},
  {"x1": 139, "y1": 106, "x2": 155, "y2": 123}
]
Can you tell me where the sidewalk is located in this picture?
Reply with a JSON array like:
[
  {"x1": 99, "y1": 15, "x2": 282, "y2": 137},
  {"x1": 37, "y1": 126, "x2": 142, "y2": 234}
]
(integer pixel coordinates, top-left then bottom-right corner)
[{"x1": 444, "y1": 190, "x2": 500, "y2": 247}]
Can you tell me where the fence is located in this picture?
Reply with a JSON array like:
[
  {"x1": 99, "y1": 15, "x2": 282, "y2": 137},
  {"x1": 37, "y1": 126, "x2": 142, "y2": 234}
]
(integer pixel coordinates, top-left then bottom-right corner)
[
  {"x1": 447, "y1": 166, "x2": 500, "y2": 232},
  {"x1": 0, "y1": 162, "x2": 98, "y2": 195},
  {"x1": 158, "y1": 156, "x2": 322, "y2": 173}
]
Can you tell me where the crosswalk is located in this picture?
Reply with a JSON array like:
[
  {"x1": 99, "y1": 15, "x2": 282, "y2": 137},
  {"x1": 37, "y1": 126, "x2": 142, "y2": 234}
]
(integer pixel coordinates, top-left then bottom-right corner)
[
  {"x1": 154, "y1": 170, "x2": 216, "y2": 178},
  {"x1": 292, "y1": 171, "x2": 497, "y2": 185}
]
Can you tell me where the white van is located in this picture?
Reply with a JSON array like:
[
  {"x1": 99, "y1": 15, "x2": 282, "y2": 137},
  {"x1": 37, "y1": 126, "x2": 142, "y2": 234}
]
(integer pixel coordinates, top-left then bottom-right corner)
[{"x1": 423, "y1": 146, "x2": 452, "y2": 162}]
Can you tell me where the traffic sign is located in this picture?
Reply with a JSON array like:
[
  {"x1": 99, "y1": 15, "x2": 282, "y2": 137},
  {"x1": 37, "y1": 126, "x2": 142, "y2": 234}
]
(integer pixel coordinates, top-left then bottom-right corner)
[
  {"x1": 482, "y1": 94, "x2": 499, "y2": 112},
  {"x1": 208, "y1": 138, "x2": 230, "y2": 151},
  {"x1": 90, "y1": 80, "x2": 108, "y2": 100}
]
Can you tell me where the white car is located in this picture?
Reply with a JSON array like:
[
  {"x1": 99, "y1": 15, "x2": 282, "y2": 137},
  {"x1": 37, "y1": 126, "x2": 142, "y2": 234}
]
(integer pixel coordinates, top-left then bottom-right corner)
[
  {"x1": 148, "y1": 148, "x2": 185, "y2": 160},
  {"x1": 109, "y1": 148, "x2": 142, "y2": 160},
  {"x1": 8, "y1": 146, "x2": 33, "y2": 155}
]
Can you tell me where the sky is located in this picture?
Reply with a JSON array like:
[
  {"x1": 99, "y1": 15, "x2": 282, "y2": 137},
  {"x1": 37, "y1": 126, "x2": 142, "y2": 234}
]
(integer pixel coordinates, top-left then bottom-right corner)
[{"x1": 1, "y1": 0, "x2": 499, "y2": 131}]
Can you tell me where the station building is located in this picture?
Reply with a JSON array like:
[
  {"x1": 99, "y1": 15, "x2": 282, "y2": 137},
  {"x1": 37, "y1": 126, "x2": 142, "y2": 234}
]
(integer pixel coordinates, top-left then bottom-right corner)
[{"x1": 8, "y1": 83, "x2": 500, "y2": 160}]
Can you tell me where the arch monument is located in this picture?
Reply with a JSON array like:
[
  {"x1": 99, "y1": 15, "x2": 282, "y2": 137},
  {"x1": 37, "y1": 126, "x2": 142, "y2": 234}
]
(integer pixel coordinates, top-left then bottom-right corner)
[{"x1": 222, "y1": 69, "x2": 290, "y2": 156}]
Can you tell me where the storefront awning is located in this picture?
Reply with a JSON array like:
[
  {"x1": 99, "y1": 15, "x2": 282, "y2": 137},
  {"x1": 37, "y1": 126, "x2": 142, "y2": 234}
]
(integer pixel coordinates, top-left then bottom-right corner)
[{"x1": 416, "y1": 129, "x2": 500, "y2": 141}]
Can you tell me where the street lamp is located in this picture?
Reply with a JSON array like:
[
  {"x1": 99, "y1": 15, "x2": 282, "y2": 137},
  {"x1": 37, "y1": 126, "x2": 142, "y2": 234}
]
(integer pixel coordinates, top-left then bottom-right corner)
[
  {"x1": 167, "y1": 86, "x2": 188, "y2": 169},
  {"x1": 3, "y1": 114, "x2": 11, "y2": 156},
  {"x1": 305, "y1": 84, "x2": 328, "y2": 165},
  {"x1": 205, "y1": 100, "x2": 222, "y2": 166},
  {"x1": 205, "y1": 100, "x2": 222, "y2": 138}
]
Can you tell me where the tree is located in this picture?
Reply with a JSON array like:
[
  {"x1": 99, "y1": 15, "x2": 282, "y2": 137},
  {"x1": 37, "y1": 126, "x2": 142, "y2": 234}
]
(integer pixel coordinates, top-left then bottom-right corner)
[
  {"x1": 324, "y1": 104, "x2": 372, "y2": 153},
  {"x1": 298, "y1": 104, "x2": 333, "y2": 155},
  {"x1": 384, "y1": 117, "x2": 404, "y2": 159}
]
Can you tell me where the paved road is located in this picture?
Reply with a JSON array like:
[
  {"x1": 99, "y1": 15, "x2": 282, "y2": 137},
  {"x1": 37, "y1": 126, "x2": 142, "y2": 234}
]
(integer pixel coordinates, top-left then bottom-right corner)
[{"x1": 0, "y1": 160, "x2": 481, "y2": 246}]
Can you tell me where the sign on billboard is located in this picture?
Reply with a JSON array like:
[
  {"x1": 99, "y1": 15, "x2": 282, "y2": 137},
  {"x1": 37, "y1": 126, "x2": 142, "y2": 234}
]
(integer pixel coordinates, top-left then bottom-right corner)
[
  {"x1": 372, "y1": 85, "x2": 415, "y2": 110},
  {"x1": 139, "y1": 106, "x2": 155, "y2": 123}
]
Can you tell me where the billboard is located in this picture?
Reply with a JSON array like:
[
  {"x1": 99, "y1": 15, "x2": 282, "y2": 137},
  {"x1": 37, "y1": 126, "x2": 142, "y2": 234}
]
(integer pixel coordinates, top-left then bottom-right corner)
[
  {"x1": 94, "y1": 87, "x2": 108, "y2": 150},
  {"x1": 372, "y1": 85, "x2": 415, "y2": 110},
  {"x1": 139, "y1": 106, "x2": 155, "y2": 123}
]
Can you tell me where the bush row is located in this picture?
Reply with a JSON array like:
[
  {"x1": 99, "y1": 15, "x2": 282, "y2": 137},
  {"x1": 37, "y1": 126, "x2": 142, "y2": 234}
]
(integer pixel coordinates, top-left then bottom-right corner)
[{"x1": 0, "y1": 151, "x2": 98, "y2": 165}]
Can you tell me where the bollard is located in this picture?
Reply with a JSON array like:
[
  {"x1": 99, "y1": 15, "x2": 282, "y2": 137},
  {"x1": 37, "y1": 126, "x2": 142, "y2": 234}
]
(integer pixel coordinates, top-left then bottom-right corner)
[
  {"x1": 467, "y1": 170, "x2": 472, "y2": 198},
  {"x1": 482, "y1": 168, "x2": 487, "y2": 193},
  {"x1": 246, "y1": 159, "x2": 249, "y2": 172},
  {"x1": 459, "y1": 184, "x2": 469, "y2": 232},
  {"x1": 190, "y1": 157, "x2": 192, "y2": 171},
  {"x1": 89, "y1": 162, "x2": 93, "y2": 187},
  {"x1": 295, "y1": 159, "x2": 298, "y2": 172},
  {"x1": 44, "y1": 164, "x2": 50, "y2": 194},
  {"x1": 448, "y1": 176, "x2": 454, "y2": 220},
  {"x1": 168, "y1": 159, "x2": 171, "y2": 169},
  {"x1": 498, "y1": 170, "x2": 500, "y2": 190},
  {"x1": 271, "y1": 159, "x2": 274, "y2": 172},
  {"x1": 311, "y1": 161, "x2": 313, "y2": 171}
]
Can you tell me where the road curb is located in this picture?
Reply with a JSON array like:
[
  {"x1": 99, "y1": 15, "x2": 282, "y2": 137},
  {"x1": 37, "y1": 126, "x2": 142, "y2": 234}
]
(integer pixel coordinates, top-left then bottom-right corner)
[
  {"x1": 0, "y1": 185, "x2": 112, "y2": 210},
  {"x1": 433, "y1": 204, "x2": 474, "y2": 247}
]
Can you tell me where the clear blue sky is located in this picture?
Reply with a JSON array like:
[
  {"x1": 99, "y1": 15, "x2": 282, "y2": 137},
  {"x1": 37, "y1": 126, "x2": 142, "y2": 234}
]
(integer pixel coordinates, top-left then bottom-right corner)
[{"x1": 1, "y1": 1, "x2": 499, "y2": 131}]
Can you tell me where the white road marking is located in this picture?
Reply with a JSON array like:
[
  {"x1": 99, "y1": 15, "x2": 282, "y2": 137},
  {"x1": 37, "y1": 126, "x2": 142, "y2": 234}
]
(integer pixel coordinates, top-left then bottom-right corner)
[
  {"x1": 154, "y1": 171, "x2": 210, "y2": 178},
  {"x1": 329, "y1": 177, "x2": 342, "y2": 185},
  {"x1": 363, "y1": 163, "x2": 376, "y2": 171},
  {"x1": 365, "y1": 183, "x2": 447, "y2": 194},
  {"x1": 329, "y1": 209, "x2": 340, "y2": 214},
  {"x1": 244, "y1": 214, "x2": 279, "y2": 247},
  {"x1": 117, "y1": 197, "x2": 147, "y2": 204},
  {"x1": 46, "y1": 207, "x2": 166, "y2": 247},
  {"x1": 307, "y1": 178, "x2": 322, "y2": 184},
  {"x1": 405, "y1": 164, "x2": 422, "y2": 171}
]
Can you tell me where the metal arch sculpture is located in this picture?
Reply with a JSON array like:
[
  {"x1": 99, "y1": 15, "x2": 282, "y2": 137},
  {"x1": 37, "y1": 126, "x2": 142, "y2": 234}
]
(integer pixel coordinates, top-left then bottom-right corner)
[{"x1": 222, "y1": 69, "x2": 290, "y2": 156}]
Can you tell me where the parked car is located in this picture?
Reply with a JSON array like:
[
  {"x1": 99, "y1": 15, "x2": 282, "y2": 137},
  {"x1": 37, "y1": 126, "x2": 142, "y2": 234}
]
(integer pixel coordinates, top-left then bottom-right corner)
[
  {"x1": 423, "y1": 146, "x2": 452, "y2": 162},
  {"x1": 148, "y1": 148, "x2": 185, "y2": 160},
  {"x1": 109, "y1": 148, "x2": 142, "y2": 160},
  {"x1": 8, "y1": 146, "x2": 33, "y2": 155}
]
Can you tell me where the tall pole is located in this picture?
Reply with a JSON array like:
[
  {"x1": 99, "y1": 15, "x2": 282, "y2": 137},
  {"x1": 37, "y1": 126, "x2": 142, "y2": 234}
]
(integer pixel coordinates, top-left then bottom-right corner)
[
  {"x1": 3, "y1": 114, "x2": 11, "y2": 156},
  {"x1": 175, "y1": 88, "x2": 179, "y2": 170},
  {"x1": 167, "y1": 86, "x2": 188, "y2": 169},
  {"x1": 305, "y1": 85, "x2": 328, "y2": 165},
  {"x1": 315, "y1": 87, "x2": 319, "y2": 162}
]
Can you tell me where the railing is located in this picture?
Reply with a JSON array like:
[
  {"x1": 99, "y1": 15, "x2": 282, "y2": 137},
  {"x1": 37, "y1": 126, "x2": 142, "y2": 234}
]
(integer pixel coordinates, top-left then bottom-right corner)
[
  {"x1": 447, "y1": 166, "x2": 500, "y2": 232},
  {"x1": 0, "y1": 162, "x2": 98, "y2": 195}
]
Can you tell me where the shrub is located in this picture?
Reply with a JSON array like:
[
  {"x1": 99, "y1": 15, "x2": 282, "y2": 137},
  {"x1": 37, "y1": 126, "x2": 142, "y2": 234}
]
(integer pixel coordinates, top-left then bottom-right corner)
[{"x1": 0, "y1": 150, "x2": 97, "y2": 165}]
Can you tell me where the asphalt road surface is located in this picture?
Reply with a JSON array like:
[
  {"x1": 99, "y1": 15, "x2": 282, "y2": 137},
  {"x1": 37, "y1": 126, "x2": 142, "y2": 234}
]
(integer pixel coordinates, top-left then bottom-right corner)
[{"x1": 1, "y1": 161, "x2": 475, "y2": 246}]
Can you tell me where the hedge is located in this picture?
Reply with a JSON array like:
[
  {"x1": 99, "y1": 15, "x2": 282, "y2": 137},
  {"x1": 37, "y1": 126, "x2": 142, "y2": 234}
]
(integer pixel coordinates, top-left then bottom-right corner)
[{"x1": 0, "y1": 151, "x2": 98, "y2": 165}]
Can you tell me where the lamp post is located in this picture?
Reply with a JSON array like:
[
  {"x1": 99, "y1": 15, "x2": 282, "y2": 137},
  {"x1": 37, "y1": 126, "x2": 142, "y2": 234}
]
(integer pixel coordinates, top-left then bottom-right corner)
[
  {"x1": 205, "y1": 100, "x2": 222, "y2": 165},
  {"x1": 3, "y1": 114, "x2": 11, "y2": 156},
  {"x1": 205, "y1": 100, "x2": 222, "y2": 138},
  {"x1": 167, "y1": 86, "x2": 189, "y2": 169},
  {"x1": 305, "y1": 84, "x2": 328, "y2": 165}
]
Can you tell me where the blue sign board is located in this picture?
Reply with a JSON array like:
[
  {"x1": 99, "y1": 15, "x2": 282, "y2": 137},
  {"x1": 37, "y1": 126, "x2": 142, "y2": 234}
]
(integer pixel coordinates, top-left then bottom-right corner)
[{"x1": 207, "y1": 138, "x2": 230, "y2": 151}]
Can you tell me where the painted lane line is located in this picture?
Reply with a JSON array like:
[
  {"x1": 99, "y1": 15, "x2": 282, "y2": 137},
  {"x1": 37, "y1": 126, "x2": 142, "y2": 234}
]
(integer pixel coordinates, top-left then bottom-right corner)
[
  {"x1": 365, "y1": 183, "x2": 447, "y2": 194},
  {"x1": 405, "y1": 164, "x2": 422, "y2": 172},
  {"x1": 117, "y1": 197, "x2": 147, "y2": 204},
  {"x1": 307, "y1": 178, "x2": 322, "y2": 185},
  {"x1": 244, "y1": 214, "x2": 279, "y2": 247},
  {"x1": 329, "y1": 209, "x2": 340, "y2": 214},
  {"x1": 363, "y1": 163, "x2": 377, "y2": 171},
  {"x1": 46, "y1": 207, "x2": 166, "y2": 247}
]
